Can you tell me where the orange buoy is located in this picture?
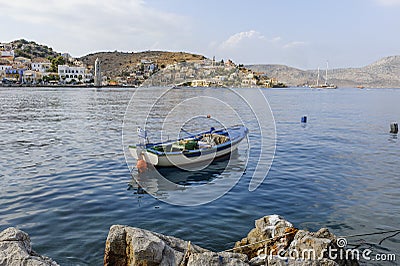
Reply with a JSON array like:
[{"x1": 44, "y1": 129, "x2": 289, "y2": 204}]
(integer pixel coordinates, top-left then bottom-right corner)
[{"x1": 136, "y1": 159, "x2": 147, "y2": 173}]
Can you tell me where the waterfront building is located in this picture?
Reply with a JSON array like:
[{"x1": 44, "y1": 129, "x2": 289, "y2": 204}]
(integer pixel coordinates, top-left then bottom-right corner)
[
  {"x1": 22, "y1": 70, "x2": 39, "y2": 84},
  {"x1": 5, "y1": 68, "x2": 25, "y2": 83},
  {"x1": 0, "y1": 65, "x2": 12, "y2": 81},
  {"x1": 191, "y1": 79, "x2": 210, "y2": 87},
  {"x1": 58, "y1": 65, "x2": 92, "y2": 83},
  {"x1": 241, "y1": 77, "x2": 258, "y2": 86}
]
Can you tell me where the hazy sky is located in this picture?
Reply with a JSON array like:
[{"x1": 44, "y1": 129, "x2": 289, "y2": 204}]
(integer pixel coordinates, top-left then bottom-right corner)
[{"x1": 1, "y1": 0, "x2": 400, "y2": 69}]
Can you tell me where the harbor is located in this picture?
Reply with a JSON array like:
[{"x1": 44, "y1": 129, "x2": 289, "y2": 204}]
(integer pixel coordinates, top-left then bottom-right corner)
[
  {"x1": 2, "y1": 1, "x2": 400, "y2": 265},
  {"x1": 0, "y1": 87, "x2": 399, "y2": 264}
]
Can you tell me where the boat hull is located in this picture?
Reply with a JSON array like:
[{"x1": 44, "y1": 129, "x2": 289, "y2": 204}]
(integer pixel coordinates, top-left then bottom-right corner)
[{"x1": 129, "y1": 125, "x2": 248, "y2": 167}]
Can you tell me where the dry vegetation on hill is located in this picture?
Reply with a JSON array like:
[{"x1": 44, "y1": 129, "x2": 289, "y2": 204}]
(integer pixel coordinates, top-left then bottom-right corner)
[
  {"x1": 80, "y1": 51, "x2": 206, "y2": 78},
  {"x1": 247, "y1": 56, "x2": 400, "y2": 88}
]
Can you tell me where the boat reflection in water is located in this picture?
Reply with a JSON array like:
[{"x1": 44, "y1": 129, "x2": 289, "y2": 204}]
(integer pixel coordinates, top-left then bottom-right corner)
[{"x1": 129, "y1": 150, "x2": 244, "y2": 203}]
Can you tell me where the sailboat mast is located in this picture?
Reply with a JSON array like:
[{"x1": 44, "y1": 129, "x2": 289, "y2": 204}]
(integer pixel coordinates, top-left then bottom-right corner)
[
  {"x1": 325, "y1": 61, "x2": 329, "y2": 85},
  {"x1": 317, "y1": 67, "x2": 320, "y2": 87}
]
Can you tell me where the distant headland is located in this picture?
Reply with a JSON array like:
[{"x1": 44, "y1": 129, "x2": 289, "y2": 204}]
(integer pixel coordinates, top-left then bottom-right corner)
[{"x1": 247, "y1": 56, "x2": 400, "y2": 88}]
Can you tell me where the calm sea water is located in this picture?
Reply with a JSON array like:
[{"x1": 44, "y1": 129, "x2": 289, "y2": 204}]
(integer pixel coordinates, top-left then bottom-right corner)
[{"x1": 0, "y1": 87, "x2": 399, "y2": 265}]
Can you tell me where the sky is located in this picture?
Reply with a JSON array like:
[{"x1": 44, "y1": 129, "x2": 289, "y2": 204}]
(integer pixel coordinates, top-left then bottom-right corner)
[{"x1": 1, "y1": 0, "x2": 400, "y2": 69}]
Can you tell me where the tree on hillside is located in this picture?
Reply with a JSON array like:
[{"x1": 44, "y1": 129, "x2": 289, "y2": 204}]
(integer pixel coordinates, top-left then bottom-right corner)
[{"x1": 49, "y1": 56, "x2": 66, "y2": 72}]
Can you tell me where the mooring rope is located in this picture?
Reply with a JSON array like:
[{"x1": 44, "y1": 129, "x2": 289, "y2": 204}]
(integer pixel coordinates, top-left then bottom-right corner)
[
  {"x1": 221, "y1": 229, "x2": 400, "y2": 253},
  {"x1": 340, "y1": 229, "x2": 400, "y2": 239},
  {"x1": 222, "y1": 232, "x2": 294, "y2": 253},
  {"x1": 179, "y1": 241, "x2": 192, "y2": 266}
]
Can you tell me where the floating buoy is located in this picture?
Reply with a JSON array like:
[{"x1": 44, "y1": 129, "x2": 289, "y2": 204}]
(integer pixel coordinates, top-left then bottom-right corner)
[
  {"x1": 301, "y1": 116, "x2": 307, "y2": 123},
  {"x1": 207, "y1": 114, "x2": 211, "y2": 118},
  {"x1": 136, "y1": 159, "x2": 147, "y2": 173},
  {"x1": 390, "y1": 122, "x2": 398, "y2": 134}
]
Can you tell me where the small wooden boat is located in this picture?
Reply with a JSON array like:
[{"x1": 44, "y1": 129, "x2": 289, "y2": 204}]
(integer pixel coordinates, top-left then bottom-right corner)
[{"x1": 129, "y1": 125, "x2": 248, "y2": 167}]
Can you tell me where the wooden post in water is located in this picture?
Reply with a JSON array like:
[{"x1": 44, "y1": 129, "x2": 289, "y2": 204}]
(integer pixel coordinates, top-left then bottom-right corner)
[{"x1": 390, "y1": 122, "x2": 398, "y2": 134}]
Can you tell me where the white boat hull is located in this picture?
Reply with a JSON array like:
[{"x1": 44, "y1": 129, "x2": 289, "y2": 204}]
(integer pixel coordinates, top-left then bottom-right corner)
[
  {"x1": 129, "y1": 125, "x2": 248, "y2": 167},
  {"x1": 130, "y1": 141, "x2": 241, "y2": 167}
]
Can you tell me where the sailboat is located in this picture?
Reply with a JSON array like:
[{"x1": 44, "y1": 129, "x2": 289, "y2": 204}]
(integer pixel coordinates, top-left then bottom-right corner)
[{"x1": 310, "y1": 61, "x2": 337, "y2": 89}]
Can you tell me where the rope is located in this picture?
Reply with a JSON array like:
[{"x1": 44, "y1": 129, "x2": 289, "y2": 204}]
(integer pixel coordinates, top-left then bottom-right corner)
[
  {"x1": 379, "y1": 231, "x2": 400, "y2": 245},
  {"x1": 340, "y1": 229, "x2": 400, "y2": 239},
  {"x1": 222, "y1": 232, "x2": 294, "y2": 253},
  {"x1": 179, "y1": 241, "x2": 192, "y2": 266},
  {"x1": 221, "y1": 229, "x2": 400, "y2": 253},
  {"x1": 173, "y1": 228, "x2": 400, "y2": 266}
]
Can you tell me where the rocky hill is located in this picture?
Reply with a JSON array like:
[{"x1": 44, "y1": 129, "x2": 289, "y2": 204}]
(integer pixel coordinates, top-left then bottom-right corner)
[
  {"x1": 80, "y1": 51, "x2": 206, "y2": 78},
  {"x1": 4, "y1": 39, "x2": 206, "y2": 77},
  {"x1": 10, "y1": 39, "x2": 60, "y2": 59},
  {"x1": 5, "y1": 39, "x2": 400, "y2": 88},
  {"x1": 247, "y1": 55, "x2": 400, "y2": 88}
]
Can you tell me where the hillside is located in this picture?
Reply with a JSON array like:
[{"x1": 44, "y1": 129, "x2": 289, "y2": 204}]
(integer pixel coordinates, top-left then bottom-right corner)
[
  {"x1": 4, "y1": 39, "x2": 400, "y2": 88},
  {"x1": 11, "y1": 39, "x2": 60, "y2": 59},
  {"x1": 80, "y1": 51, "x2": 206, "y2": 78},
  {"x1": 247, "y1": 56, "x2": 400, "y2": 88}
]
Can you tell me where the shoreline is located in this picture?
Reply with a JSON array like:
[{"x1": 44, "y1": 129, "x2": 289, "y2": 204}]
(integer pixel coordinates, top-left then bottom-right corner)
[
  {"x1": 1, "y1": 84, "x2": 400, "y2": 89},
  {"x1": 1, "y1": 215, "x2": 363, "y2": 266}
]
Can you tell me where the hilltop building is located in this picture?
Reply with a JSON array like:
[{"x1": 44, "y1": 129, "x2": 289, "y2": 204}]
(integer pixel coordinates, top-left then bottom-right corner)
[{"x1": 0, "y1": 43, "x2": 14, "y2": 62}]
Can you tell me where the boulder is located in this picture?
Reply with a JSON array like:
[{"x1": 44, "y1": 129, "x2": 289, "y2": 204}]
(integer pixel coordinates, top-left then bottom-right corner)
[
  {"x1": 187, "y1": 252, "x2": 248, "y2": 266},
  {"x1": 104, "y1": 215, "x2": 359, "y2": 266},
  {"x1": 104, "y1": 225, "x2": 249, "y2": 266},
  {"x1": 233, "y1": 216, "x2": 359, "y2": 266},
  {"x1": 234, "y1": 215, "x2": 297, "y2": 259},
  {"x1": 0, "y1": 227, "x2": 58, "y2": 266}
]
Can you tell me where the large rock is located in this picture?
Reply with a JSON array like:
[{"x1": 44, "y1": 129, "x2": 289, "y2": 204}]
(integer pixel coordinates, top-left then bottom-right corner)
[
  {"x1": 104, "y1": 215, "x2": 359, "y2": 266},
  {"x1": 187, "y1": 252, "x2": 248, "y2": 266},
  {"x1": 234, "y1": 215, "x2": 297, "y2": 259},
  {"x1": 234, "y1": 215, "x2": 359, "y2": 266},
  {"x1": 104, "y1": 225, "x2": 249, "y2": 266},
  {"x1": 0, "y1": 227, "x2": 58, "y2": 266}
]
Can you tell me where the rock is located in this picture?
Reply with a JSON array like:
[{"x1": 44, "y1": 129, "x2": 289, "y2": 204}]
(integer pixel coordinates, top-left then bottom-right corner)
[
  {"x1": 264, "y1": 257, "x2": 339, "y2": 266},
  {"x1": 284, "y1": 228, "x2": 358, "y2": 266},
  {"x1": 104, "y1": 215, "x2": 359, "y2": 266},
  {"x1": 187, "y1": 252, "x2": 248, "y2": 266},
  {"x1": 0, "y1": 227, "x2": 58, "y2": 266},
  {"x1": 104, "y1": 225, "x2": 249, "y2": 266},
  {"x1": 289, "y1": 229, "x2": 335, "y2": 260},
  {"x1": 234, "y1": 215, "x2": 297, "y2": 259},
  {"x1": 235, "y1": 216, "x2": 359, "y2": 266}
]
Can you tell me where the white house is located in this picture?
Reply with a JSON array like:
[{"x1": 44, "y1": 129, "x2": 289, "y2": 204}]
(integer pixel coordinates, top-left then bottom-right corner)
[
  {"x1": 0, "y1": 65, "x2": 12, "y2": 71},
  {"x1": 22, "y1": 70, "x2": 38, "y2": 84},
  {"x1": 58, "y1": 65, "x2": 92, "y2": 83},
  {"x1": 32, "y1": 62, "x2": 51, "y2": 73}
]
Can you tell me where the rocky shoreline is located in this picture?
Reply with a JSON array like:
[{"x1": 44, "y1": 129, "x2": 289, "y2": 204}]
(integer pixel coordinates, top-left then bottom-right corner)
[{"x1": 0, "y1": 215, "x2": 359, "y2": 266}]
